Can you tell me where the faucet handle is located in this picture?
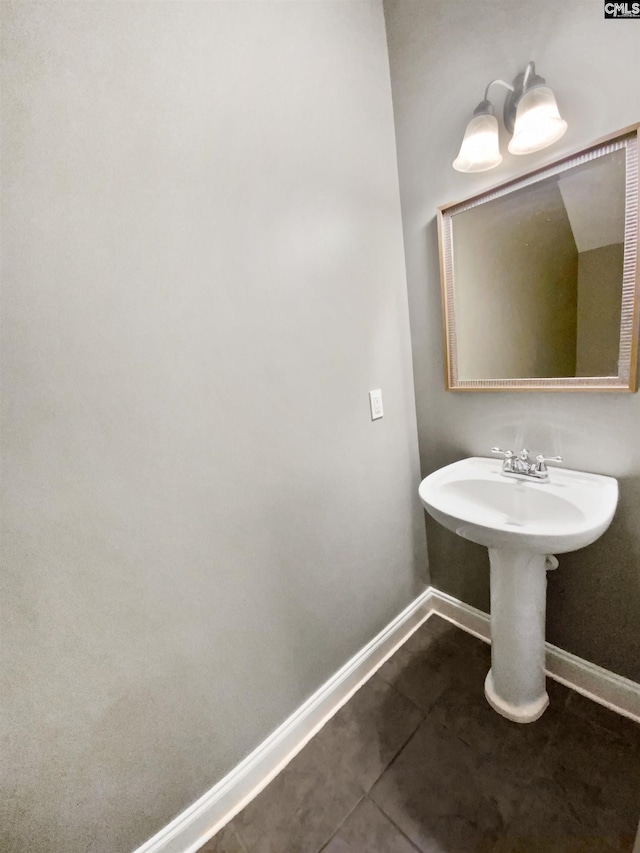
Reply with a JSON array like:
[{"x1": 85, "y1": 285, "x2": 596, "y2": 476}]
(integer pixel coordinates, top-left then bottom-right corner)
[
  {"x1": 492, "y1": 448, "x2": 515, "y2": 472},
  {"x1": 491, "y1": 447, "x2": 514, "y2": 458},
  {"x1": 535, "y1": 454, "x2": 563, "y2": 473}
]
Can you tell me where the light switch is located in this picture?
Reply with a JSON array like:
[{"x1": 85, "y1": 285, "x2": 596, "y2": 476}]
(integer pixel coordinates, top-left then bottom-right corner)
[{"x1": 369, "y1": 389, "x2": 383, "y2": 420}]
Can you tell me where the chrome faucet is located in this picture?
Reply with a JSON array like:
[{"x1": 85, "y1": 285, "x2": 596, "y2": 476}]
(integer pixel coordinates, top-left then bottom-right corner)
[{"x1": 491, "y1": 447, "x2": 563, "y2": 481}]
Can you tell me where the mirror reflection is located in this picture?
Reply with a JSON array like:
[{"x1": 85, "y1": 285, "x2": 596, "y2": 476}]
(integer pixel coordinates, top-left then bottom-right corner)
[{"x1": 452, "y1": 151, "x2": 625, "y2": 380}]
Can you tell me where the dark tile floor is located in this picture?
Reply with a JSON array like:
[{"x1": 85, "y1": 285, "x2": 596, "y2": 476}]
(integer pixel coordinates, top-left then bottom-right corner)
[{"x1": 199, "y1": 616, "x2": 640, "y2": 853}]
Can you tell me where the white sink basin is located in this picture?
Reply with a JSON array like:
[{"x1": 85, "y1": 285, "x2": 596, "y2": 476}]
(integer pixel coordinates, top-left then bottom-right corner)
[
  {"x1": 418, "y1": 456, "x2": 618, "y2": 723},
  {"x1": 418, "y1": 456, "x2": 618, "y2": 554}
]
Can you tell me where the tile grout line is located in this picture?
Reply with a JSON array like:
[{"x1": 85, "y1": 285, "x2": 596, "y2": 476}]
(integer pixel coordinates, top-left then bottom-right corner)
[
  {"x1": 364, "y1": 796, "x2": 425, "y2": 853},
  {"x1": 378, "y1": 674, "x2": 428, "y2": 719},
  {"x1": 314, "y1": 675, "x2": 430, "y2": 852},
  {"x1": 315, "y1": 793, "x2": 366, "y2": 853},
  {"x1": 364, "y1": 695, "x2": 427, "y2": 793}
]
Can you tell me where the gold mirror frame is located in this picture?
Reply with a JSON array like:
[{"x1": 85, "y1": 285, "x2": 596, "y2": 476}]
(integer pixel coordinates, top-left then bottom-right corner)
[{"x1": 438, "y1": 125, "x2": 639, "y2": 392}]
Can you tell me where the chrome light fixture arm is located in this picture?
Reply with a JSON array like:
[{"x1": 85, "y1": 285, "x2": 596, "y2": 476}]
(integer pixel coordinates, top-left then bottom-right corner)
[{"x1": 483, "y1": 78, "x2": 515, "y2": 102}]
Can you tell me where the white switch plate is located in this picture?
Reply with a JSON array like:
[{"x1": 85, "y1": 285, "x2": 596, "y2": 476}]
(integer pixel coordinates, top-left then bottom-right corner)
[{"x1": 369, "y1": 389, "x2": 383, "y2": 420}]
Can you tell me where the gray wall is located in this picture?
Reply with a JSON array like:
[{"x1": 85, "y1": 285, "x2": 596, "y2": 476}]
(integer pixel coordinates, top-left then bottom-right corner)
[
  {"x1": 0, "y1": 3, "x2": 427, "y2": 852},
  {"x1": 576, "y1": 243, "x2": 625, "y2": 376},
  {"x1": 383, "y1": 0, "x2": 640, "y2": 680}
]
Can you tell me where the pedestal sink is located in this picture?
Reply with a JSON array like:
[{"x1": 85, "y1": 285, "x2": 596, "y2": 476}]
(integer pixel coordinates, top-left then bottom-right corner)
[{"x1": 418, "y1": 457, "x2": 618, "y2": 723}]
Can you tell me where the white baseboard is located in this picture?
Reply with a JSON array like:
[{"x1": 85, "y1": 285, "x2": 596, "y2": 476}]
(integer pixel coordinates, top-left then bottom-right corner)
[
  {"x1": 428, "y1": 587, "x2": 640, "y2": 723},
  {"x1": 134, "y1": 584, "x2": 640, "y2": 853},
  {"x1": 132, "y1": 588, "x2": 436, "y2": 853}
]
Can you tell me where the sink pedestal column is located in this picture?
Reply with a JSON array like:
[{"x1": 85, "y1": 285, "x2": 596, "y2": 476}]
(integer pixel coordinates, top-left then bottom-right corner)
[{"x1": 484, "y1": 548, "x2": 549, "y2": 723}]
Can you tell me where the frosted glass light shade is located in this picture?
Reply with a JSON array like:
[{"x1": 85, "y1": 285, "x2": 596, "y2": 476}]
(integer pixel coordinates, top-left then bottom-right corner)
[
  {"x1": 453, "y1": 113, "x2": 502, "y2": 172},
  {"x1": 508, "y1": 86, "x2": 567, "y2": 155}
]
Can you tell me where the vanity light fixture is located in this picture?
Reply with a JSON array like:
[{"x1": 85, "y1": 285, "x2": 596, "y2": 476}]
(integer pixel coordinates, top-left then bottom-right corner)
[{"x1": 453, "y1": 61, "x2": 567, "y2": 173}]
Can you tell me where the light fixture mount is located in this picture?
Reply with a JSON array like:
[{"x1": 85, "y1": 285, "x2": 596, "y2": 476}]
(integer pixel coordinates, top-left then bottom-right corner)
[
  {"x1": 503, "y1": 62, "x2": 546, "y2": 134},
  {"x1": 473, "y1": 98, "x2": 494, "y2": 117}
]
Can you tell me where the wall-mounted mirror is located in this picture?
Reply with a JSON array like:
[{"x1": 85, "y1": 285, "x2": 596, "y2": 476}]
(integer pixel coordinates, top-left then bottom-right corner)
[{"x1": 438, "y1": 125, "x2": 639, "y2": 391}]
